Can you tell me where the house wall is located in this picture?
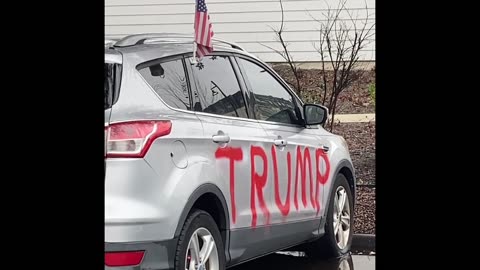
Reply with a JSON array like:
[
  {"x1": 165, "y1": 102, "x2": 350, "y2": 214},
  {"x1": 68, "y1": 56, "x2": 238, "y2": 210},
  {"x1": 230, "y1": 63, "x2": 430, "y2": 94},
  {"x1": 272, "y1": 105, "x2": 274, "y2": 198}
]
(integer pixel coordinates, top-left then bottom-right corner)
[{"x1": 105, "y1": 0, "x2": 375, "y2": 63}]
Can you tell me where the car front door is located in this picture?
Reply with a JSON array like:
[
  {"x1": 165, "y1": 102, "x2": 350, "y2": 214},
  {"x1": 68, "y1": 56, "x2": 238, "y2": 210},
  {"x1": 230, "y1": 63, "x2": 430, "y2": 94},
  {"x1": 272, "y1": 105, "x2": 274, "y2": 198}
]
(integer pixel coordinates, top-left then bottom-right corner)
[{"x1": 235, "y1": 56, "x2": 332, "y2": 236}]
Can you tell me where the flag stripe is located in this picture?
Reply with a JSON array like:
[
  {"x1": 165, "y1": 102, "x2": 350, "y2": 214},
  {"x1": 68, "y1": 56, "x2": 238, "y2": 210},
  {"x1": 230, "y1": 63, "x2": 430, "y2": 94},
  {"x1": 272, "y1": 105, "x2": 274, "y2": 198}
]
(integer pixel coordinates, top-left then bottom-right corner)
[
  {"x1": 208, "y1": 24, "x2": 213, "y2": 46},
  {"x1": 196, "y1": 13, "x2": 201, "y2": 43},
  {"x1": 200, "y1": 13, "x2": 207, "y2": 45},
  {"x1": 194, "y1": 0, "x2": 214, "y2": 59},
  {"x1": 199, "y1": 46, "x2": 207, "y2": 56},
  {"x1": 195, "y1": 13, "x2": 200, "y2": 38}
]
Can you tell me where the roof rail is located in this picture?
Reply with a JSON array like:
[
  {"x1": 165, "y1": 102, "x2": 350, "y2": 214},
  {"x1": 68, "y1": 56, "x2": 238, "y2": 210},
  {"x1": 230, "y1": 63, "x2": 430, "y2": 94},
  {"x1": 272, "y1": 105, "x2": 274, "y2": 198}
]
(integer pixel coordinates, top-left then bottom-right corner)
[
  {"x1": 212, "y1": 38, "x2": 245, "y2": 51},
  {"x1": 113, "y1": 33, "x2": 245, "y2": 51},
  {"x1": 105, "y1": 39, "x2": 118, "y2": 48}
]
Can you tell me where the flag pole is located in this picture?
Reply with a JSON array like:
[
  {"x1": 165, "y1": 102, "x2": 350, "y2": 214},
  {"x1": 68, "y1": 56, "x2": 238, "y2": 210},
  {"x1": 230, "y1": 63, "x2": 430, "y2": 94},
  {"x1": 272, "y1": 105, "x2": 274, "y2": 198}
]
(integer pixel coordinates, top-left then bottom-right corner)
[
  {"x1": 193, "y1": 43, "x2": 197, "y2": 64},
  {"x1": 192, "y1": 1, "x2": 198, "y2": 64}
]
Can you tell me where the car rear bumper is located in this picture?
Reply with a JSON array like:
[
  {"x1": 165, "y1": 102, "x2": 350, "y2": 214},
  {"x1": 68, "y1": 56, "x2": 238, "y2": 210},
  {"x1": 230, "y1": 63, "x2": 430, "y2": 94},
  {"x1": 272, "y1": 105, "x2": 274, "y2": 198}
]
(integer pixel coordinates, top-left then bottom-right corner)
[{"x1": 105, "y1": 239, "x2": 177, "y2": 270}]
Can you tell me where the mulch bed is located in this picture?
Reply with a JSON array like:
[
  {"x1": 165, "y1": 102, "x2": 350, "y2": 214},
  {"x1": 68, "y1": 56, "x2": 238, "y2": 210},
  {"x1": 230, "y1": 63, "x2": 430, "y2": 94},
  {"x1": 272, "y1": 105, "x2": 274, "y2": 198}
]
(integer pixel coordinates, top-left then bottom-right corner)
[
  {"x1": 271, "y1": 66, "x2": 376, "y2": 235},
  {"x1": 334, "y1": 123, "x2": 376, "y2": 235},
  {"x1": 272, "y1": 66, "x2": 376, "y2": 114},
  {"x1": 332, "y1": 122, "x2": 375, "y2": 186},
  {"x1": 353, "y1": 186, "x2": 375, "y2": 235}
]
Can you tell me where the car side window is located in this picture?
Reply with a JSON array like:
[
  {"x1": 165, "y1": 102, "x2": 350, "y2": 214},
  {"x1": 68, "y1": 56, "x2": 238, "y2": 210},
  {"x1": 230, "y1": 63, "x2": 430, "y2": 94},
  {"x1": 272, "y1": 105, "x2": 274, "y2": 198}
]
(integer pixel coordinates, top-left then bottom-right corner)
[
  {"x1": 237, "y1": 58, "x2": 301, "y2": 125},
  {"x1": 187, "y1": 55, "x2": 248, "y2": 119},
  {"x1": 137, "y1": 58, "x2": 191, "y2": 111}
]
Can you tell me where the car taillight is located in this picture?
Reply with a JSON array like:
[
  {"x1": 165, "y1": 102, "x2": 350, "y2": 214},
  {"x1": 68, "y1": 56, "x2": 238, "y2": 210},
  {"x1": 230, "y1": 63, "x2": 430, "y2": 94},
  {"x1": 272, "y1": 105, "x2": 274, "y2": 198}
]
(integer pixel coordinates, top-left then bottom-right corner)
[
  {"x1": 105, "y1": 251, "x2": 145, "y2": 267},
  {"x1": 105, "y1": 120, "x2": 172, "y2": 158}
]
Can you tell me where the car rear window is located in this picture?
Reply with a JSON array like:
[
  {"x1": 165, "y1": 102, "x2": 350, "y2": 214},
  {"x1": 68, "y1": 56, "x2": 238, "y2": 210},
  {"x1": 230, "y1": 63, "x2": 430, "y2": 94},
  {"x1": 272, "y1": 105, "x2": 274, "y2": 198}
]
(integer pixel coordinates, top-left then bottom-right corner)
[
  {"x1": 105, "y1": 63, "x2": 121, "y2": 110},
  {"x1": 137, "y1": 58, "x2": 191, "y2": 111}
]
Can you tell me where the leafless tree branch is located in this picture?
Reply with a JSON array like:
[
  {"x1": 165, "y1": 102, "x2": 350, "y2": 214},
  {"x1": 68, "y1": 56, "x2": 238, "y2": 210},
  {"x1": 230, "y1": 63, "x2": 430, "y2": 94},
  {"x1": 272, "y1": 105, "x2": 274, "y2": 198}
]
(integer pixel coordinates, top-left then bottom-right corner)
[
  {"x1": 311, "y1": 0, "x2": 375, "y2": 131},
  {"x1": 260, "y1": 0, "x2": 302, "y2": 95},
  {"x1": 265, "y1": 0, "x2": 375, "y2": 131}
]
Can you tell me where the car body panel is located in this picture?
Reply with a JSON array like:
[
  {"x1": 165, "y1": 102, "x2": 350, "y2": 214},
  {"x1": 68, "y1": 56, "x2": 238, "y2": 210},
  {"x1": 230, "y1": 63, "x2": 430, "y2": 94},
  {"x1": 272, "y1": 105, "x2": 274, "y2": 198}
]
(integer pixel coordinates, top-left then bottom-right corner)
[{"x1": 104, "y1": 35, "x2": 355, "y2": 269}]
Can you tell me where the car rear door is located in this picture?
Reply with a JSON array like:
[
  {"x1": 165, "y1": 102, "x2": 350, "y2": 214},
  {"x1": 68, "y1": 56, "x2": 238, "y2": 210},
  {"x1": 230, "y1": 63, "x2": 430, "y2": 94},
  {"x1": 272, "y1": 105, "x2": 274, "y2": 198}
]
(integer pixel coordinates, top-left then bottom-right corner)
[{"x1": 185, "y1": 53, "x2": 280, "y2": 263}]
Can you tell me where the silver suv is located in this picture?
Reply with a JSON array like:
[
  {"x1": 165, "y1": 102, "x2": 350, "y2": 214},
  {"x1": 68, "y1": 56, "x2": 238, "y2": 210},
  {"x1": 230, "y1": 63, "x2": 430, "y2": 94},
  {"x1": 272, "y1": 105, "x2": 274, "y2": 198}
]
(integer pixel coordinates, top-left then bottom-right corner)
[{"x1": 105, "y1": 34, "x2": 356, "y2": 270}]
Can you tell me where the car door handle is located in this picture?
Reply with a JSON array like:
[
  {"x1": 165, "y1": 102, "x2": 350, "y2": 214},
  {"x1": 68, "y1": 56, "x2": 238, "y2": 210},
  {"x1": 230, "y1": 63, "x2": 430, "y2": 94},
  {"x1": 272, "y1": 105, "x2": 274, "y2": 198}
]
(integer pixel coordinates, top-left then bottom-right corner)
[
  {"x1": 274, "y1": 138, "x2": 287, "y2": 147},
  {"x1": 320, "y1": 145, "x2": 329, "y2": 152},
  {"x1": 212, "y1": 134, "x2": 230, "y2": 143}
]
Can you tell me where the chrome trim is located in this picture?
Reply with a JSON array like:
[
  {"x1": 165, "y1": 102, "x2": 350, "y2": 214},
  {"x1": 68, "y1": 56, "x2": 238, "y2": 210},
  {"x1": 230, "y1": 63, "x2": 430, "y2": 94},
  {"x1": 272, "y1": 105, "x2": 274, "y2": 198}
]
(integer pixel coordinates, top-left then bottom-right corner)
[
  {"x1": 257, "y1": 119, "x2": 304, "y2": 129},
  {"x1": 107, "y1": 118, "x2": 172, "y2": 125},
  {"x1": 193, "y1": 110, "x2": 260, "y2": 124}
]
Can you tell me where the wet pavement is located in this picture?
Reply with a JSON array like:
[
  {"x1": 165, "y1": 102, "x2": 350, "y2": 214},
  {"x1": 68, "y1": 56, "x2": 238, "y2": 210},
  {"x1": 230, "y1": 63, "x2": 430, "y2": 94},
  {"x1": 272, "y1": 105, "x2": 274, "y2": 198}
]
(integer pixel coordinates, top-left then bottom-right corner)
[{"x1": 230, "y1": 251, "x2": 375, "y2": 270}]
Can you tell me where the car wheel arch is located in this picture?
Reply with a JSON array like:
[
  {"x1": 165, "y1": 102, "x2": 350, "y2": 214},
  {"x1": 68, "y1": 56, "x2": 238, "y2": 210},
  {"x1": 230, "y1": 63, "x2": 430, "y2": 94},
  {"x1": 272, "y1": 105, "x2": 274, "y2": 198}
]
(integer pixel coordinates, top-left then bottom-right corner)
[
  {"x1": 324, "y1": 160, "x2": 356, "y2": 214},
  {"x1": 173, "y1": 183, "x2": 231, "y2": 261}
]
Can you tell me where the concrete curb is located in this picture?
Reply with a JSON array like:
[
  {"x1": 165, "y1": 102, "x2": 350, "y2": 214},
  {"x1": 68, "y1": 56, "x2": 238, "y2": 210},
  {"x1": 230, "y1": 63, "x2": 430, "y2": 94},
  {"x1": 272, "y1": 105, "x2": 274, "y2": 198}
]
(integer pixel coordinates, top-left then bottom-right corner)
[
  {"x1": 352, "y1": 234, "x2": 375, "y2": 250},
  {"x1": 333, "y1": 113, "x2": 375, "y2": 123}
]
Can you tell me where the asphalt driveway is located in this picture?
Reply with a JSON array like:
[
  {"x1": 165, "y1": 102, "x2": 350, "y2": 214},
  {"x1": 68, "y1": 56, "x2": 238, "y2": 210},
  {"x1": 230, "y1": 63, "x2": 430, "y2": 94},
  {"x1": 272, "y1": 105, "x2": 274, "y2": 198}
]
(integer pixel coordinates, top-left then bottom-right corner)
[{"x1": 230, "y1": 251, "x2": 375, "y2": 270}]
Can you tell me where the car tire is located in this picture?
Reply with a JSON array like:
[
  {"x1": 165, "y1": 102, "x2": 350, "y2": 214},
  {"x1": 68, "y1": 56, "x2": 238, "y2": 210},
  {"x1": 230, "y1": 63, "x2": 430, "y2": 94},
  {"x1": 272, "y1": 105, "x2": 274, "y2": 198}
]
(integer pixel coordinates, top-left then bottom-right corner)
[
  {"x1": 174, "y1": 209, "x2": 226, "y2": 270},
  {"x1": 306, "y1": 173, "x2": 354, "y2": 258}
]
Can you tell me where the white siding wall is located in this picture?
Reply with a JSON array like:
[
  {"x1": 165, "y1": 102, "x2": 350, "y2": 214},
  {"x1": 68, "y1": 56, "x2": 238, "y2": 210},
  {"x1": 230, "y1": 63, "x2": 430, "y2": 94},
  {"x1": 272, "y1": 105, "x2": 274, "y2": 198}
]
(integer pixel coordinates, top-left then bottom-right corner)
[{"x1": 105, "y1": 0, "x2": 375, "y2": 62}]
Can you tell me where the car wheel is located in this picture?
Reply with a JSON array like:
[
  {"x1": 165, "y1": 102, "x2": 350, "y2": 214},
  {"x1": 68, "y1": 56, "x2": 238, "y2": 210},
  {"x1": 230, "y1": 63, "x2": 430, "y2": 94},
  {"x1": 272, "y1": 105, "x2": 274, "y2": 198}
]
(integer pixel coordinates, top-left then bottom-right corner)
[
  {"x1": 306, "y1": 173, "x2": 354, "y2": 258},
  {"x1": 336, "y1": 255, "x2": 354, "y2": 270},
  {"x1": 175, "y1": 209, "x2": 226, "y2": 270}
]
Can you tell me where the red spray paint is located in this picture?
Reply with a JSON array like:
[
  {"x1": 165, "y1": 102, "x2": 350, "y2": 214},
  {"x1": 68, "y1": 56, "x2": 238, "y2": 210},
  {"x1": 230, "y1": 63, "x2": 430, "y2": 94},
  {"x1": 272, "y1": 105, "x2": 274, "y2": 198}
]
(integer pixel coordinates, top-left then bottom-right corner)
[
  {"x1": 293, "y1": 146, "x2": 315, "y2": 210},
  {"x1": 271, "y1": 145, "x2": 291, "y2": 216},
  {"x1": 215, "y1": 144, "x2": 332, "y2": 227},
  {"x1": 215, "y1": 147, "x2": 243, "y2": 224},
  {"x1": 314, "y1": 148, "x2": 331, "y2": 215},
  {"x1": 250, "y1": 145, "x2": 271, "y2": 227}
]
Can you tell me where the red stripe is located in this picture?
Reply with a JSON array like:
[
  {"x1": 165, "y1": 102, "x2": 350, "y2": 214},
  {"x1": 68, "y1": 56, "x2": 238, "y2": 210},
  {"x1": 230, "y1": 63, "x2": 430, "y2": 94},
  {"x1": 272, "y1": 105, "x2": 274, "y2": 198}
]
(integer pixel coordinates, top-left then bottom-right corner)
[
  {"x1": 206, "y1": 23, "x2": 213, "y2": 47},
  {"x1": 208, "y1": 15, "x2": 213, "y2": 42},
  {"x1": 196, "y1": 46, "x2": 203, "y2": 58},
  {"x1": 200, "y1": 45, "x2": 210, "y2": 58},
  {"x1": 197, "y1": 12, "x2": 203, "y2": 43},
  {"x1": 205, "y1": 15, "x2": 212, "y2": 45},
  {"x1": 205, "y1": 15, "x2": 210, "y2": 45},
  {"x1": 194, "y1": 8, "x2": 214, "y2": 59},
  {"x1": 195, "y1": 13, "x2": 201, "y2": 42},
  {"x1": 200, "y1": 13, "x2": 207, "y2": 45},
  {"x1": 196, "y1": 13, "x2": 204, "y2": 44},
  {"x1": 196, "y1": 47, "x2": 201, "y2": 58},
  {"x1": 195, "y1": 12, "x2": 199, "y2": 29},
  {"x1": 198, "y1": 45, "x2": 207, "y2": 57},
  {"x1": 203, "y1": 14, "x2": 210, "y2": 45},
  {"x1": 193, "y1": 12, "x2": 200, "y2": 38}
]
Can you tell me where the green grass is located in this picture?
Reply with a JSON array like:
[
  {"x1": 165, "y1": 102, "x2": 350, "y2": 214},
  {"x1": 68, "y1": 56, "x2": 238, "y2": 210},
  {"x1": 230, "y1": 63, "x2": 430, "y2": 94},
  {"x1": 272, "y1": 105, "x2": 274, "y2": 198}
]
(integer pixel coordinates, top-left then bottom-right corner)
[{"x1": 368, "y1": 83, "x2": 375, "y2": 107}]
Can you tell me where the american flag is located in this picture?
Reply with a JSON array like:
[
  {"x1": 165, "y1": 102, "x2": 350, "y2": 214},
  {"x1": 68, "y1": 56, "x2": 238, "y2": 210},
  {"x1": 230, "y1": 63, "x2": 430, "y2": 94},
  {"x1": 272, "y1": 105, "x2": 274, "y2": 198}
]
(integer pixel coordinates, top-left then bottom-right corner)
[{"x1": 194, "y1": 0, "x2": 214, "y2": 59}]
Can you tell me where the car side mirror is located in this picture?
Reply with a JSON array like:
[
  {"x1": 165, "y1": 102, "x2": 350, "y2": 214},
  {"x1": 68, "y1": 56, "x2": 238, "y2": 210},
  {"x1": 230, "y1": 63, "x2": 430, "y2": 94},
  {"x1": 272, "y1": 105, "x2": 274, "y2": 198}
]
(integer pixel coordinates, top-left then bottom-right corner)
[{"x1": 303, "y1": 104, "x2": 328, "y2": 126}]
